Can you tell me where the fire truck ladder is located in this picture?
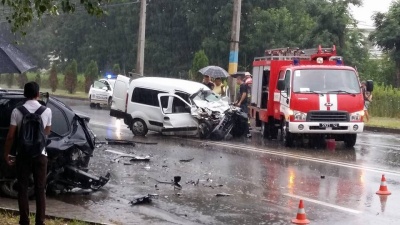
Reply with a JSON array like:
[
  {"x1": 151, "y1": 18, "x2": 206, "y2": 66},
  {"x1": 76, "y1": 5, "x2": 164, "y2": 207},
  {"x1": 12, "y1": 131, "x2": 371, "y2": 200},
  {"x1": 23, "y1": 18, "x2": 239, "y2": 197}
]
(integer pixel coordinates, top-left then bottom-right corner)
[{"x1": 254, "y1": 45, "x2": 339, "y2": 62}]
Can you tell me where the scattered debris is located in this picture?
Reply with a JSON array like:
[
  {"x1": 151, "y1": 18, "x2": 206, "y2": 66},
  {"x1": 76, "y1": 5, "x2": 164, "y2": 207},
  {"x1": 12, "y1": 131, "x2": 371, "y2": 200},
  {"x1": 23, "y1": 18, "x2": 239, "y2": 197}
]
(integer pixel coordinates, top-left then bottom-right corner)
[
  {"x1": 106, "y1": 150, "x2": 150, "y2": 162},
  {"x1": 105, "y1": 138, "x2": 158, "y2": 145},
  {"x1": 104, "y1": 138, "x2": 136, "y2": 146},
  {"x1": 179, "y1": 158, "x2": 194, "y2": 162},
  {"x1": 129, "y1": 194, "x2": 159, "y2": 205},
  {"x1": 150, "y1": 176, "x2": 182, "y2": 190},
  {"x1": 216, "y1": 193, "x2": 232, "y2": 197},
  {"x1": 204, "y1": 184, "x2": 223, "y2": 189},
  {"x1": 143, "y1": 166, "x2": 151, "y2": 170}
]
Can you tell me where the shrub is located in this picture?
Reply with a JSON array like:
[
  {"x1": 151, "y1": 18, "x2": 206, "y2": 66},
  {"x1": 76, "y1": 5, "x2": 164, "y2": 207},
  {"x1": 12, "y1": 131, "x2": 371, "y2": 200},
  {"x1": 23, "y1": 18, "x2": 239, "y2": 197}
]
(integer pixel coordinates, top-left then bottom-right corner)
[
  {"x1": 17, "y1": 73, "x2": 28, "y2": 89},
  {"x1": 6, "y1": 73, "x2": 14, "y2": 88},
  {"x1": 49, "y1": 64, "x2": 58, "y2": 92},
  {"x1": 190, "y1": 50, "x2": 209, "y2": 82},
  {"x1": 35, "y1": 72, "x2": 42, "y2": 86},
  {"x1": 112, "y1": 63, "x2": 121, "y2": 75},
  {"x1": 84, "y1": 60, "x2": 99, "y2": 93},
  {"x1": 64, "y1": 59, "x2": 78, "y2": 94}
]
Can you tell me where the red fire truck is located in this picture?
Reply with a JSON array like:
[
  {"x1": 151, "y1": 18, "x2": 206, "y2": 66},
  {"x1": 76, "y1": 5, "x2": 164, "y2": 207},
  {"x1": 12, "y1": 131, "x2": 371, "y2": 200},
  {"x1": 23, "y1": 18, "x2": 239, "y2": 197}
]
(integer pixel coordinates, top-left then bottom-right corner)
[{"x1": 249, "y1": 45, "x2": 373, "y2": 147}]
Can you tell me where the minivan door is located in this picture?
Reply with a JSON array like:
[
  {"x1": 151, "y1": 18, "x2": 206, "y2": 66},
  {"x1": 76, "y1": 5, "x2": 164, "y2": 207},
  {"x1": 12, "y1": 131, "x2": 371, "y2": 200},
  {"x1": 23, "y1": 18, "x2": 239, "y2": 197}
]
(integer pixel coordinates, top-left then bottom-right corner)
[
  {"x1": 111, "y1": 75, "x2": 130, "y2": 119},
  {"x1": 158, "y1": 93, "x2": 198, "y2": 136}
]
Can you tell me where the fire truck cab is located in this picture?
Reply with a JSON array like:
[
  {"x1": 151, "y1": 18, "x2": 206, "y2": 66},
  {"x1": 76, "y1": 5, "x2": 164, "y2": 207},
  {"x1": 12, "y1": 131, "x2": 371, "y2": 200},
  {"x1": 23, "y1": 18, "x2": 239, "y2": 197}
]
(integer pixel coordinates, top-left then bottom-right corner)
[{"x1": 249, "y1": 45, "x2": 372, "y2": 147}]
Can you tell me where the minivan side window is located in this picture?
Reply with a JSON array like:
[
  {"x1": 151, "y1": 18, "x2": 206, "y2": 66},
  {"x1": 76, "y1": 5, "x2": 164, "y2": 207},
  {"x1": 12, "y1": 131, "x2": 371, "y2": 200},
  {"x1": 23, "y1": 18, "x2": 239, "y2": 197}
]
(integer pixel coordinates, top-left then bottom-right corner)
[{"x1": 131, "y1": 87, "x2": 165, "y2": 107}]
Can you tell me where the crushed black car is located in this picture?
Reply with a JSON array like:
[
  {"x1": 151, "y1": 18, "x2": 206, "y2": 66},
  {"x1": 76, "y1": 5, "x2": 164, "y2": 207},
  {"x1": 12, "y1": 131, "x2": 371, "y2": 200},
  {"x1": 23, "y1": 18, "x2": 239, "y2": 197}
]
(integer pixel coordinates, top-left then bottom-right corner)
[{"x1": 0, "y1": 90, "x2": 110, "y2": 198}]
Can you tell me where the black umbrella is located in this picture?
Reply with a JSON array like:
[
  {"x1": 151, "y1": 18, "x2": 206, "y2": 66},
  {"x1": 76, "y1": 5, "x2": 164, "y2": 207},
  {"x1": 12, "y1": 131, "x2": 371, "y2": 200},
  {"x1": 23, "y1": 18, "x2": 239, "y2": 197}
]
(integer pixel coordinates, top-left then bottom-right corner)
[
  {"x1": 0, "y1": 38, "x2": 36, "y2": 74},
  {"x1": 199, "y1": 66, "x2": 229, "y2": 78}
]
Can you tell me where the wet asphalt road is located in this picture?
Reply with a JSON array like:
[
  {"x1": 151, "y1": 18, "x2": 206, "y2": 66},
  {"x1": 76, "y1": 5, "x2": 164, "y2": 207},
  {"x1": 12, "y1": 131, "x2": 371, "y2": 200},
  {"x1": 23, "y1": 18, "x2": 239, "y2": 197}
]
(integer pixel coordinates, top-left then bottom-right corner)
[{"x1": 4, "y1": 98, "x2": 400, "y2": 225}]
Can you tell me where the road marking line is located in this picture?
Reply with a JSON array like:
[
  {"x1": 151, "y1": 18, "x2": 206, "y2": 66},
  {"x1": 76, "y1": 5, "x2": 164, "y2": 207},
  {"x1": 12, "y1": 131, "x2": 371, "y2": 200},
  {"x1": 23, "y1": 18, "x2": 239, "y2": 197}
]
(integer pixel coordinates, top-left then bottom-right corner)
[
  {"x1": 187, "y1": 139, "x2": 400, "y2": 176},
  {"x1": 89, "y1": 119, "x2": 400, "y2": 176},
  {"x1": 357, "y1": 141, "x2": 400, "y2": 151},
  {"x1": 284, "y1": 193, "x2": 362, "y2": 214}
]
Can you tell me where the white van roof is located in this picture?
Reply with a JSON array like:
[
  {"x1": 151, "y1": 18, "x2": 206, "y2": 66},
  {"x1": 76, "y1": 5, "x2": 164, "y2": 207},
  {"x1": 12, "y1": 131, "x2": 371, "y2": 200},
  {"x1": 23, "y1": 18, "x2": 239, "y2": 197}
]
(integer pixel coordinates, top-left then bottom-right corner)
[{"x1": 133, "y1": 77, "x2": 210, "y2": 94}]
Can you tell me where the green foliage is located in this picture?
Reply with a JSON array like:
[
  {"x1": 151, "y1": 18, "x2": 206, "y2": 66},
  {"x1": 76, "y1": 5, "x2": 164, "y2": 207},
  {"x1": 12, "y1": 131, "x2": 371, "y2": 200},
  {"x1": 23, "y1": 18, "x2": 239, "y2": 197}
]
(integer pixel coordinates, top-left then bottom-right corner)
[
  {"x1": 64, "y1": 59, "x2": 78, "y2": 94},
  {"x1": 370, "y1": 1, "x2": 400, "y2": 87},
  {"x1": 190, "y1": 50, "x2": 209, "y2": 82},
  {"x1": 6, "y1": 74, "x2": 14, "y2": 88},
  {"x1": 1, "y1": 0, "x2": 107, "y2": 33},
  {"x1": 49, "y1": 64, "x2": 58, "y2": 92},
  {"x1": 84, "y1": 60, "x2": 99, "y2": 93},
  {"x1": 112, "y1": 64, "x2": 121, "y2": 75},
  {"x1": 35, "y1": 72, "x2": 42, "y2": 86},
  {"x1": 17, "y1": 73, "x2": 28, "y2": 89},
  {"x1": 369, "y1": 84, "x2": 400, "y2": 118}
]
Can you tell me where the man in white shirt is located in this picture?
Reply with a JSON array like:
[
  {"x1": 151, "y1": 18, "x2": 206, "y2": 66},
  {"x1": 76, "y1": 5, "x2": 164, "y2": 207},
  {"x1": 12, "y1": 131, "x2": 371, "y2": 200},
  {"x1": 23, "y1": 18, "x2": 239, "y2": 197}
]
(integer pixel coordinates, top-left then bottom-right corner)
[{"x1": 3, "y1": 81, "x2": 52, "y2": 225}]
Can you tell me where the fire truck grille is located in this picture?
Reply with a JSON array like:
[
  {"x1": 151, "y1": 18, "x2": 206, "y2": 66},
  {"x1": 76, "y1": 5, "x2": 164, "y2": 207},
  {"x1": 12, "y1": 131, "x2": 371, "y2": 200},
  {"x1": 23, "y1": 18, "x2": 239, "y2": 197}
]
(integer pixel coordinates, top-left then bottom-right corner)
[{"x1": 307, "y1": 111, "x2": 349, "y2": 122}]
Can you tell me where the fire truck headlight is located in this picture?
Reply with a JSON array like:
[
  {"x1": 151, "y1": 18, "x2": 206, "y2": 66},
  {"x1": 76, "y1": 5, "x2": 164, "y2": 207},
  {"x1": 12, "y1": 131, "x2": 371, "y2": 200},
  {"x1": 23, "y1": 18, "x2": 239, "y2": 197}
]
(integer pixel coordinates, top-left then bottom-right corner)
[
  {"x1": 350, "y1": 111, "x2": 364, "y2": 121},
  {"x1": 293, "y1": 110, "x2": 307, "y2": 121}
]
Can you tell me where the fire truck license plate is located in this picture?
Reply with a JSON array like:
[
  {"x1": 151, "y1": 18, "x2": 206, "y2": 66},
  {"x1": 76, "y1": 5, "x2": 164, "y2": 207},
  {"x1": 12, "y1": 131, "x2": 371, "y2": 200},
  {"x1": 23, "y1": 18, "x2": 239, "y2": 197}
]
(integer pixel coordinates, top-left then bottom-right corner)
[{"x1": 319, "y1": 123, "x2": 339, "y2": 128}]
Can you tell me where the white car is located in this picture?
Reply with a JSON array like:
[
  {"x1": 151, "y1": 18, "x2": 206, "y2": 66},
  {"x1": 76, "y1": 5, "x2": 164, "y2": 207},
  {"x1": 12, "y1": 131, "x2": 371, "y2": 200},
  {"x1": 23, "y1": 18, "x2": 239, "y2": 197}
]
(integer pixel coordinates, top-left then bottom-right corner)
[
  {"x1": 110, "y1": 76, "x2": 230, "y2": 136},
  {"x1": 88, "y1": 78, "x2": 116, "y2": 108}
]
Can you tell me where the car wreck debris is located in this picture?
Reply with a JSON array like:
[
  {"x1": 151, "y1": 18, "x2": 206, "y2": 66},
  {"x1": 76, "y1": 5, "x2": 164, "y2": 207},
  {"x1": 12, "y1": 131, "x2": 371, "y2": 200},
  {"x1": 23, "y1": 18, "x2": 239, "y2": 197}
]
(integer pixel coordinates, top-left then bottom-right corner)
[
  {"x1": 105, "y1": 138, "x2": 158, "y2": 145},
  {"x1": 151, "y1": 176, "x2": 182, "y2": 190},
  {"x1": 129, "y1": 194, "x2": 159, "y2": 205},
  {"x1": 216, "y1": 193, "x2": 232, "y2": 197},
  {"x1": 179, "y1": 158, "x2": 194, "y2": 162},
  {"x1": 106, "y1": 150, "x2": 151, "y2": 163}
]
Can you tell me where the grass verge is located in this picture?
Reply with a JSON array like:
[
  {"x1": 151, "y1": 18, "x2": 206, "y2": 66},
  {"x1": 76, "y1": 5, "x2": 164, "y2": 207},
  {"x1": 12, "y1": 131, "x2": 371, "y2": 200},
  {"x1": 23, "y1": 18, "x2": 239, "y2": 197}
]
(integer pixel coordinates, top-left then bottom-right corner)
[
  {"x1": 365, "y1": 117, "x2": 400, "y2": 129},
  {"x1": 0, "y1": 210, "x2": 90, "y2": 225}
]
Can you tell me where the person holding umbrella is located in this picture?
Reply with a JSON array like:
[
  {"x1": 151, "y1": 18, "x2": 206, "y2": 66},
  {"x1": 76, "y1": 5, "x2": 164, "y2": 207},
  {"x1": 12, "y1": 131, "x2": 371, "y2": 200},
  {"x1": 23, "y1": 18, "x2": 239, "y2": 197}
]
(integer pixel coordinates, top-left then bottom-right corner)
[
  {"x1": 199, "y1": 66, "x2": 229, "y2": 91},
  {"x1": 202, "y1": 75, "x2": 215, "y2": 90}
]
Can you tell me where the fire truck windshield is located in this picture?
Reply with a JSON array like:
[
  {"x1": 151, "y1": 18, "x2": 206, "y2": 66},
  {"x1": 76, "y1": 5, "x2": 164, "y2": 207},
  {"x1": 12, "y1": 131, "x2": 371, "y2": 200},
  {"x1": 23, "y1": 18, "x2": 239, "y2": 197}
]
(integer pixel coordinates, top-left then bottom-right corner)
[{"x1": 292, "y1": 69, "x2": 360, "y2": 94}]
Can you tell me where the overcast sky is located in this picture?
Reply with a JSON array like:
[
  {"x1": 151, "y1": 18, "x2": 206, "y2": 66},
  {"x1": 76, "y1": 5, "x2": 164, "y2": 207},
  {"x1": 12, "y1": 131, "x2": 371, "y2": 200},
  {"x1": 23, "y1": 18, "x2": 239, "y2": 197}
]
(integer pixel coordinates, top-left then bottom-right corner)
[{"x1": 350, "y1": 0, "x2": 394, "y2": 28}]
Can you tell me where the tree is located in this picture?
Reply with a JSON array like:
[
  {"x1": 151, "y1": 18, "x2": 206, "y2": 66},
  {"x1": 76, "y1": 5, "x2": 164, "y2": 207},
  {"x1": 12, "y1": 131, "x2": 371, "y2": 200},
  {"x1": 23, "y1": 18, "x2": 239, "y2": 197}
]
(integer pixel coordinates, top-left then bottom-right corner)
[
  {"x1": 49, "y1": 64, "x2": 58, "y2": 92},
  {"x1": 64, "y1": 59, "x2": 78, "y2": 94},
  {"x1": 84, "y1": 60, "x2": 99, "y2": 93},
  {"x1": 0, "y1": 0, "x2": 107, "y2": 33},
  {"x1": 190, "y1": 50, "x2": 209, "y2": 82},
  {"x1": 370, "y1": 1, "x2": 400, "y2": 87},
  {"x1": 6, "y1": 74, "x2": 14, "y2": 88},
  {"x1": 35, "y1": 71, "x2": 42, "y2": 86},
  {"x1": 112, "y1": 64, "x2": 121, "y2": 75},
  {"x1": 17, "y1": 73, "x2": 28, "y2": 89}
]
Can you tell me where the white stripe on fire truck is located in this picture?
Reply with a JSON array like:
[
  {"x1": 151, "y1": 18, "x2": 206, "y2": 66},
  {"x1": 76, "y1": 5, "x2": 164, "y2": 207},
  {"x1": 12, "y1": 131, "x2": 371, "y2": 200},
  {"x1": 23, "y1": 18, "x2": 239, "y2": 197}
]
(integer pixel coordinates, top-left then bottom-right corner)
[
  {"x1": 319, "y1": 94, "x2": 327, "y2": 110},
  {"x1": 329, "y1": 94, "x2": 338, "y2": 111}
]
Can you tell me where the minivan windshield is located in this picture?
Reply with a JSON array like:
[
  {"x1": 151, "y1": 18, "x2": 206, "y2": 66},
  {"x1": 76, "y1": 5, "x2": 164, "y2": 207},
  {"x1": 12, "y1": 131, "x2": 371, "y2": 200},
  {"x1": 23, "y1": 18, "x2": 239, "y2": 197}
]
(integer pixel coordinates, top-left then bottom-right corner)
[
  {"x1": 192, "y1": 89, "x2": 220, "y2": 102},
  {"x1": 292, "y1": 69, "x2": 360, "y2": 94}
]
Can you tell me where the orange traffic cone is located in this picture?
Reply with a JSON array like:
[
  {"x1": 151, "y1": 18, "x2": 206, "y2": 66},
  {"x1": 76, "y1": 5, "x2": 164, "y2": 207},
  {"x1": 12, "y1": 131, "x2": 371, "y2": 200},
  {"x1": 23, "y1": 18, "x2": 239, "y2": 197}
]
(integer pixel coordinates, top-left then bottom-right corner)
[
  {"x1": 376, "y1": 174, "x2": 391, "y2": 195},
  {"x1": 292, "y1": 200, "x2": 310, "y2": 224}
]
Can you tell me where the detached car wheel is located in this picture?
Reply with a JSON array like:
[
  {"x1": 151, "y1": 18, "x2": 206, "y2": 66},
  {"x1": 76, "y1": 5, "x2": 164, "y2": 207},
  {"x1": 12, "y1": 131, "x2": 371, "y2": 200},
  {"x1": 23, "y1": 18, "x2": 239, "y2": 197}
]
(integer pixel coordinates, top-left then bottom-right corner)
[
  {"x1": 131, "y1": 119, "x2": 148, "y2": 136},
  {"x1": 199, "y1": 121, "x2": 212, "y2": 139}
]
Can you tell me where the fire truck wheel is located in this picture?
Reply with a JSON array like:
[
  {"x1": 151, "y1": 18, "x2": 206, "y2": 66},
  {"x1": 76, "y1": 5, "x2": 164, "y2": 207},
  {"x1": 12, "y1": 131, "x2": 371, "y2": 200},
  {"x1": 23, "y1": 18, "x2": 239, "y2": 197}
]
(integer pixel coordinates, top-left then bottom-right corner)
[
  {"x1": 261, "y1": 122, "x2": 270, "y2": 139},
  {"x1": 344, "y1": 134, "x2": 357, "y2": 148},
  {"x1": 283, "y1": 122, "x2": 294, "y2": 147}
]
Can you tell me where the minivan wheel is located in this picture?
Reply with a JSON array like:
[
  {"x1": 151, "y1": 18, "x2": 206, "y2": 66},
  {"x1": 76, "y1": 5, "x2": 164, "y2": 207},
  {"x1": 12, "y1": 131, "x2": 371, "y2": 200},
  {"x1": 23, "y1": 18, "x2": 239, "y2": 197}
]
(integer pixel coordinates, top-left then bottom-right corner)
[{"x1": 131, "y1": 119, "x2": 148, "y2": 136}]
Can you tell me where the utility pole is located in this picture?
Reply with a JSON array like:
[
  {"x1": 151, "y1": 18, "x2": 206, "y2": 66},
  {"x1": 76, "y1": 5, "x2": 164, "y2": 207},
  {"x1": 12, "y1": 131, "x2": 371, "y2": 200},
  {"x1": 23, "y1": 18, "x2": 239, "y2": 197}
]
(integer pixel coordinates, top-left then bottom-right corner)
[
  {"x1": 136, "y1": 0, "x2": 147, "y2": 76},
  {"x1": 228, "y1": 0, "x2": 242, "y2": 102}
]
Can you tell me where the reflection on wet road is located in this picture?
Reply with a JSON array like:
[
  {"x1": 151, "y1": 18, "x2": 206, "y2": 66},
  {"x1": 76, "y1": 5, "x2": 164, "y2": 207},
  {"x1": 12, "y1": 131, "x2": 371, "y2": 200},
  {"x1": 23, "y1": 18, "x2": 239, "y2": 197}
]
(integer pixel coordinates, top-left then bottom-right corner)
[{"x1": 52, "y1": 98, "x2": 400, "y2": 224}]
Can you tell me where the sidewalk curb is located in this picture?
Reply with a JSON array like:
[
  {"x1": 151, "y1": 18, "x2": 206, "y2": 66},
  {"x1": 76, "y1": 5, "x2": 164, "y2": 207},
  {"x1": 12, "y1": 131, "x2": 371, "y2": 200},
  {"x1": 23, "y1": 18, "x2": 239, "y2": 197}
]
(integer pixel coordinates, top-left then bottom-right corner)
[
  {"x1": 51, "y1": 94, "x2": 88, "y2": 101},
  {"x1": 364, "y1": 126, "x2": 400, "y2": 134},
  {"x1": 0, "y1": 207, "x2": 113, "y2": 225}
]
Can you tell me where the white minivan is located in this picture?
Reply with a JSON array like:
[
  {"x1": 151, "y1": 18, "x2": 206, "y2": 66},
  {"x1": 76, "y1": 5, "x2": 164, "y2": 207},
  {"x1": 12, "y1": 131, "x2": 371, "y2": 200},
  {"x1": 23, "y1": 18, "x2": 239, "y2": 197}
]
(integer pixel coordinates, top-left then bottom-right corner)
[{"x1": 110, "y1": 76, "x2": 229, "y2": 136}]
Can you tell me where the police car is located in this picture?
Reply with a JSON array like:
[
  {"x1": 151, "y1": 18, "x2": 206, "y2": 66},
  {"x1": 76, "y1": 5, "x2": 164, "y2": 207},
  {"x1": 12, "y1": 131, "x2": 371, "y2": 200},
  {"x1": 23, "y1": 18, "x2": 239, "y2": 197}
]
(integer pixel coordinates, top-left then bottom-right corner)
[{"x1": 88, "y1": 76, "x2": 116, "y2": 108}]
